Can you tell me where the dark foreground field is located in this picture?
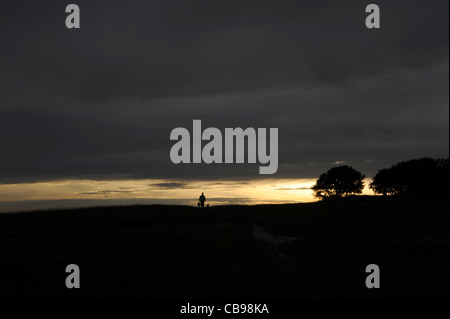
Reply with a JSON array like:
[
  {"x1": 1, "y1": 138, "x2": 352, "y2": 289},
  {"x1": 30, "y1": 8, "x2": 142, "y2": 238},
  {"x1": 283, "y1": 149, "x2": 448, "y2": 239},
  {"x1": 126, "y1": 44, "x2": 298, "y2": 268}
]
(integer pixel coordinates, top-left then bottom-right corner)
[{"x1": 0, "y1": 197, "x2": 448, "y2": 299}]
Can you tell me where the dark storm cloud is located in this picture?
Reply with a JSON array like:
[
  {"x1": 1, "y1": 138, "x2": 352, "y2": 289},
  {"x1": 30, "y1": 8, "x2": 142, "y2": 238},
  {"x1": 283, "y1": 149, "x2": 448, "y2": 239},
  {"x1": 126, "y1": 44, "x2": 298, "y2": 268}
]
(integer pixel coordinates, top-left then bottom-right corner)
[
  {"x1": 77, "y1": 190, "x2": 134, "y2": 195},
  {"x1": 0, "y1": 0, "x2": 448, "y2": 184},
  {"x1": 151, "y1": 182, "x2": 190, "y2": 189},
  {"x1": 276, "y1": 187, "x2": 312, "y2": 191},
  {"x1": 1, "y1": 0, "x2": 448, "y2": 102}
]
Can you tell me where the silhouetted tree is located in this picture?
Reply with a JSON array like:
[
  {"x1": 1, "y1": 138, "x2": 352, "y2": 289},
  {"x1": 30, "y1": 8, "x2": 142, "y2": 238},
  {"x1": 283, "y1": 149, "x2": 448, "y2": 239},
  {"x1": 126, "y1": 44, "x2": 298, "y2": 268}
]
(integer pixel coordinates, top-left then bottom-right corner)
[
  {"x1": 312, "y1": 165, "x2": 365, "y2": 199},
  {"x1": 369, "y1": 168, "x2": 397, "y2": 196},
  {"x1": 370, "y1": 158, "x2": 449, "y2": 197}
]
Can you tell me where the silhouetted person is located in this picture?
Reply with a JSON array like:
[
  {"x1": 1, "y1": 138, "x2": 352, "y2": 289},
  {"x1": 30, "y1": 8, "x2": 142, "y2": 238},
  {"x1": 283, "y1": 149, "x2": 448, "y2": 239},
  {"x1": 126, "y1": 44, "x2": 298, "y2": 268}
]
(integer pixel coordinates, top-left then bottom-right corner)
[{"x1": 199, "y1": 193, "x2": 206, "y2": 207}]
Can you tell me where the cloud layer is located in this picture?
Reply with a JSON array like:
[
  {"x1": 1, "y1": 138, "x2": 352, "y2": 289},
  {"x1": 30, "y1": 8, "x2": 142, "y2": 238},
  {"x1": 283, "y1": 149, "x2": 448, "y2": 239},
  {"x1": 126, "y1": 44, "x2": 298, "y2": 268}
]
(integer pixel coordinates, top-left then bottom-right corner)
[{"x1": 0, "y1": 0, "x2": 448, "y2": 184}]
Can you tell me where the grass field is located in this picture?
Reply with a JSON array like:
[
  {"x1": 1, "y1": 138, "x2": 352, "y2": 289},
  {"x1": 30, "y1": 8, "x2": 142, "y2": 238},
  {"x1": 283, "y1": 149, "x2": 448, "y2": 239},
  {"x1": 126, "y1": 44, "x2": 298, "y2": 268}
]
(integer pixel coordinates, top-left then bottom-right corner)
[{"x1": 0, "y1": 196, "x2": 448, "y2": 298}]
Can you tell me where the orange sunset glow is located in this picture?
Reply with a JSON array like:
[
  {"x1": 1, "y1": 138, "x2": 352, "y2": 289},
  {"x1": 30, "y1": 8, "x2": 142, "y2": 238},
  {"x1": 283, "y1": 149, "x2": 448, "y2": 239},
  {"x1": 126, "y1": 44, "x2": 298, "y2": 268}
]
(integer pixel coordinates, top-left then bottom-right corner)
[{"x1": 0, "y1": 178, "x2": 375, "y2": 212}]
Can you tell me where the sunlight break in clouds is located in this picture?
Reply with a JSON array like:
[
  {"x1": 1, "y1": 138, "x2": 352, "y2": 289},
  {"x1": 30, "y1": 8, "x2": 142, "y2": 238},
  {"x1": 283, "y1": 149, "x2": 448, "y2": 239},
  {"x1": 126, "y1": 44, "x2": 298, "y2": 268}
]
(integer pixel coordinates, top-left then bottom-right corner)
[
  {"x1": 0, "y1": 177, "x2": 376, "y2": 212},
  {"x1": 0, "y1": 178, "x2": 323, "y2": 212}
]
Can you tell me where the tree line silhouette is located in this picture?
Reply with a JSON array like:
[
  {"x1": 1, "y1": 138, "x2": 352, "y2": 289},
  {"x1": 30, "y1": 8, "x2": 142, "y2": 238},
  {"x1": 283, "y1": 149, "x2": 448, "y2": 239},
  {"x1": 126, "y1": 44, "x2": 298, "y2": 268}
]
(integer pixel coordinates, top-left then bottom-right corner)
[{"x1": 312, "y1": 158, "x2": 449, "y2": 200}]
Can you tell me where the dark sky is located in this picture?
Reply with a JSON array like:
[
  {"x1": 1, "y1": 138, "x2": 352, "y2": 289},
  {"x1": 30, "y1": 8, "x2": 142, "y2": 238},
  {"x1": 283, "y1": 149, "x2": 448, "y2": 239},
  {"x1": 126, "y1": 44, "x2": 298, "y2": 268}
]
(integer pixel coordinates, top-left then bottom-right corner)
[{"x1": 0, "y1": 0, "x2": 448, "y2": 184}]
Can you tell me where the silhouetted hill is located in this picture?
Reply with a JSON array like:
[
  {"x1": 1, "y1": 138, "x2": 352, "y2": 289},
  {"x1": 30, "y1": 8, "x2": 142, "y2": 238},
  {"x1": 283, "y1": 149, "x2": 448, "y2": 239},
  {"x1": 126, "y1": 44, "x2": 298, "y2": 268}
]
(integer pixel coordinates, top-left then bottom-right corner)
[{"x1": 0, "y1": 197, "x2": 448, "y2": 298}]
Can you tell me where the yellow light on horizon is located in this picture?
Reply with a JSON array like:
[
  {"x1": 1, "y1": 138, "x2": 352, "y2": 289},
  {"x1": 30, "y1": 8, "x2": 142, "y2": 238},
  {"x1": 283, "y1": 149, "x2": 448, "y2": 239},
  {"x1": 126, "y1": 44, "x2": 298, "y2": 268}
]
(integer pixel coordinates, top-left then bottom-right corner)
[
  {"x1": 0, "y1": 177, "x2": 375, "y2": 212},
  {"x1": 0, "y1": 178, "x2": 316, "y2": 202}
]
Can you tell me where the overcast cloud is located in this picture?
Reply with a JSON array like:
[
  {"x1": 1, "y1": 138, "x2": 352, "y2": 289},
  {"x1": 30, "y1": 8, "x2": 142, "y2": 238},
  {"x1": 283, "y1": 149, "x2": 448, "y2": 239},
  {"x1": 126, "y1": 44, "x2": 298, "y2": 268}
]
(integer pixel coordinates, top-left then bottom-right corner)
[{"x1": 0, "y1": 0, "x2": 448, "y2": 184}]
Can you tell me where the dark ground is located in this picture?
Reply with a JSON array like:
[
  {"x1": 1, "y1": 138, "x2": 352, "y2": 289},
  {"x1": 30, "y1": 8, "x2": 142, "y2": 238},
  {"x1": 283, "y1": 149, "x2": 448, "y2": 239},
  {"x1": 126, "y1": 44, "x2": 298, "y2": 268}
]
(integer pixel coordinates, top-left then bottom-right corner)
[{"x1": 0, "y1": 196, "x2": 448, "y2": 299}]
